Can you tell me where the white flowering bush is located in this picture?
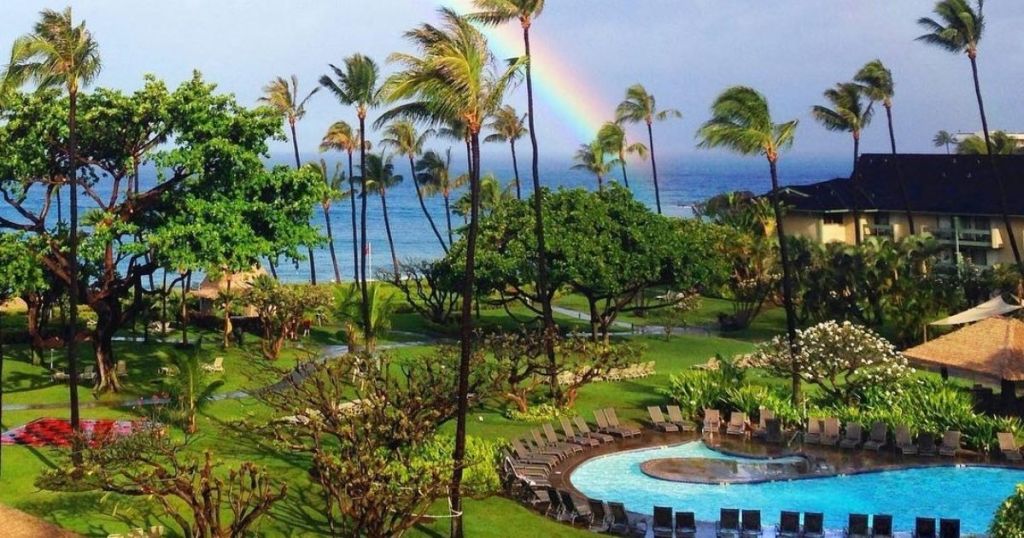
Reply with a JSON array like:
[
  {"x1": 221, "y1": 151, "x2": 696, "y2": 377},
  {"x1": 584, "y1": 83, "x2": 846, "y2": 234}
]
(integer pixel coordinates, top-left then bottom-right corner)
[{"x1": 751, "y1": 320, "x2": 912, "y2": 405}]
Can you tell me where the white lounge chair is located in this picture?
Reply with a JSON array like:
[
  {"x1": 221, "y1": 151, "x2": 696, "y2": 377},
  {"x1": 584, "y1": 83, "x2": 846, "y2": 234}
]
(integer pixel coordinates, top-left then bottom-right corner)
[{"x1": 201, "y1": 356, "x2": 224, "y2": 373}]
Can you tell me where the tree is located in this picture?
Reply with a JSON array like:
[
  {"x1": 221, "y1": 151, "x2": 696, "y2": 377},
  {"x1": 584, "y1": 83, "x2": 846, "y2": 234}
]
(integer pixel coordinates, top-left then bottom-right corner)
[
  {"x1": 812, "y1": 82, "x2": 873, "y2": 171},
  {"x1": 165, "y1": 342, "x2": 225, "y2": 433},
  {"x1": 917, "y1": 0, "x2": 1024, "y2": 272},
  {"x1": 320, "y1": 120, "x2": 366, "y2": 281},
  {"x1": 698, "y1": 85, "x2": 802, "y2": 403},
  {"x1": 381, "y1": 120, "x2": 448, "y2": 253},
  {"x1": 958, "y1": 131, "x2": 1022, "y2": 155},
  {"x1": 453, "y1": 174, "x2": 510, "y2": 220},
  {"x1": 334, "y1": 282, "x2": 395, "y2": 353},
  {"x1": 311, "y1": 159, "x2": 347, "y2": 283},
  {"x1": 3, "y1": 6, "x2": 101, "y2": 435},
  {"x1": 417, "y1": 149, "x2": 466, "y2": 246},
  {"x1": 752, "y1": 320, "x2": 911, "y2": 406},
  {"x1": 991, "y1": 484, "x2": 1024, "y2": 537},
  {"x1": 385, "y1": 9, "x2": 522, "y2": 536},
  {"x1": 382, "y1": 259, "x2": 461, "y2": 326},
  {"x1": 320, "y1": 55, "x2": 385, "y2": 338},
  {"x1": 39, "y1": 427, "x2": 287, "y2": 537},
  {"x1": 246, "y1": 275, "x2": 331, "y2": 360},
  {"x1": 933, "y1": 129, "x2": 957, "y2": 154},
  {"x1": 597, "y1": 121, "x2": 647, "y2": 190},
  {"x1": 571, "y1": 139, "x2": 619, "y2": 192},
  {"x1": 484, "y1": 104, "x2": 528, "y2": 199},
  {"x1": 615, "y1": 84, "x2": 681, "y2": 215},
  {"x1": 855, "y1": 59, "x2": 915, "y2": 234},
  {"x1": 362, "y1": 153, "x2": 403, "y2": 276},
  {"x1": 259, "y1": 75, "x2": 319, "y2": 284}
]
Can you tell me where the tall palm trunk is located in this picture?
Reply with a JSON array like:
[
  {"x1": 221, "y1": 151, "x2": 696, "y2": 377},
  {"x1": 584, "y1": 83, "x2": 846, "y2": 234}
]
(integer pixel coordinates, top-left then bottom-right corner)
[
  {"x1": 510, "y1": 140, "x2": 522, "y2": 200},
  {"x1": 619, "y1": 152, "x2": 630, "y2": 189},
  {"x1": 768, "y1": 157, "x2": 801, "y2": 405},
  {"x1": 1, "y1": 310, "x2": 5, "y2": 477},
  {"x1": 444, "y1": 193, "x2": 454, "y2": 247},
  {"x1": 409, "y1": 155, "x2": 448, "y2": 253},
  {"x1": 290, "y1": 121, "x2": 317, "y2": 285},
  {"x1": 522, "y1": 22, "x2": 560, "y2": 404},
  {"x1": 267, "y1": 259, "x2": 278, "y2": 280},
  {"x1": 348, "y1": 150, "x2": 359, "y2": 282},
  {"x1": 322, "y1": 202, "x2": 341, "y2": 283},
  {"x1": 646, "y1": 121, "x2": 663, "y2": 215},
  {"x1": 357, "y1": 116, "x2": 371, "y2": 334},
  {"x1": 379, "y1": 188, "x2": 400, "y2": 276},
  {"x1": 180, "y1": 271, "x2": 190, "y2": 345},
  {"x1": 596, "y1": 174, "x2": 604, "y2": 192},
  {"x1": 886, "y1": 103, "x2": 916, "y2": 235},
  {"x1": 852, "y1": 133, "x2": 862, "y2": 245},
  {"x1": 67, "y1": 89, "x2": 82, "y2": 438},
  {"x1": 451, "y1": 129, "x2": 482, "y2": 538},
  {"x1": 969, "y1": 52, "x2": 1024, "y2": 273}
]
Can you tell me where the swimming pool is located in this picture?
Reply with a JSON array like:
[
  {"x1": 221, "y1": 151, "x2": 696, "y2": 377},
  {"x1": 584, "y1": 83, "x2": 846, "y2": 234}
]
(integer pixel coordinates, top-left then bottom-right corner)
[{"x1": 570, "y1": 441, "x2": 1024, "y2": 533}]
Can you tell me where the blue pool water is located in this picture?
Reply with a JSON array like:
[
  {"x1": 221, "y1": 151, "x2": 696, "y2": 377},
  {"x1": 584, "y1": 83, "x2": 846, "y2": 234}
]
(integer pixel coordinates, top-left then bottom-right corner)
[{"x1": 570, "y1": 442, "x2": 1024, "y2": 533}]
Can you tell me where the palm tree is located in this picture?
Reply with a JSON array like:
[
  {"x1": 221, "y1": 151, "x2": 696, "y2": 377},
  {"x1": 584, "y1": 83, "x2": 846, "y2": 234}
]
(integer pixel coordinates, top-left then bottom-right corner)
[
  {"x1": 855, "y1": 60, "x2": 916, "y2": 235},
  {"x1": 616, "y1": 84, "x2": 681, "y2": 215},
  {"x1": 417, "y1": 149, "x2": 467, "y2": 246},
  {"x1": 933, "y1": 129, "x2": 957, "y2": 154},
  {"x1": 454, "y1": 173, "x2": 509, "y2": 218},
  {"x1": 597, "y1": 121, "x2": 647, "y2": 189},
  {"x1": 697, "y1": 86, "x2": 801, "y2": 403},
  {"x1": 917, "y1": 0, "x2": 1023, "y2": 271},
  {"x1": 386, "y1": 9, "x2": 522, "y2": 537},
  {"x1": 958, "y1": 131, "x2": 1022, "y2": 155},
  {"x1": 321, "y1": 120, "x2": 371, "y2": 282},
  {"x1": 484, "y1": 105, "x2": 528, "y2": 199},
  {"x1": 571, "y1": 139, "x2": 619, "y2": 192},
  {"x1": 4, "y1": 7, "x2": 101, "y2": 432},
  {"x1": 380, "y1": 120, "x2": 448, "y2": 253},
  {"x1": 362, "y1": 153, "x2": 403, "y2": 276},
  {"x1": 259, "y1": 75, "x2": 319, "y2": 284},
  {"x1": 320, "y1": 54, "x2": 384, "y2": 334},
  {"x1": 811, "y1": 82, "x2": 873, "y2": 170},
  {"x1": 312, "y1": 159, "x2": 347, "y2": 283}
]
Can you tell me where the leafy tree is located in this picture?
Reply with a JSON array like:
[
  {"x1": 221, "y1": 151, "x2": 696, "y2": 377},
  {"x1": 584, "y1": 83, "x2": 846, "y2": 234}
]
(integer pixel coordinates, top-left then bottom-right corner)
[
  {"x1": 716, "y1": 226, "x2": 779, "y2": 330},
  {"x1": 383, "y1": 259, "x2": 462, "y2": 326},
  {"x1": 39, "y1": 427, "x2": 287, "y2": 537},
  {"x1": 484, "y1": 104, "x2": 528, "y2": 199},
  {"x1": 615, "y1": 84, "x2": 681, "y2": 215},
  {"x1": 334, "y1": 282, "x2": 395, "y2": 352},
  {"x1": 453, "y1": 173, "x2": 511, "y2": 220},
  {"x1": 311, "y1": 159, "x2": 348, "y2": 283},
  {"x1": 3, "y1": 5, "x2": 101, "y2": 433},
  {"x1": 571, "y1": 138, "x2": 619, "y2": 192},
  {"x1": 259, "y1": 75, "x2": 319, "y2": 283},
  {"x1": 417, "y1": 149, "x2": 466, "y2": 247},
  {"x1": 320, "y1": 120, "x2": 368, "y2": 280},
  {"x1": 933, "y1": 129, "x2": 957, "y2": 154},
  {"x1": 246, "y1": 275, "x2": 331, "y2": 360},
  {"x1": 698, "y1": 85, "x2": 801, "y2": 402},
  {"x1": 381, "y1": 120, "x2": 448, "y2": 253},
  {"x1": 958, "y1": 131, "x2": 1022, "y2": 155},
  {"x1": 164, "y1": 342, "x2": 225, "y2": 434},
  {"x1": 362, "y1": 153, "x2": 404, "y2": 275},
  {"x1": 597, "y1": 121, "x2": 647, "y2": 189}
]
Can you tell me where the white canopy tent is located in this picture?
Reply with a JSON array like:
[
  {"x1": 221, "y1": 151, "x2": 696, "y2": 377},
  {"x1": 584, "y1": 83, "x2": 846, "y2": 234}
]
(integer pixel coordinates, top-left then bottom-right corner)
[{"x1": 929, "y1": 296, "x2": 1022, "y2": 326}]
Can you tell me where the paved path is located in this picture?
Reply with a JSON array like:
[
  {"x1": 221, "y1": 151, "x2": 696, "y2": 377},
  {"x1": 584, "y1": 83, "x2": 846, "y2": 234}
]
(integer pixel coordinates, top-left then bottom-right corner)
[
  {"x1": 552, "y1": 304, "x2": 715, "y2": 337},
  {"x1": 0, "y1": 504, "x2": 79, "y2": 538}
]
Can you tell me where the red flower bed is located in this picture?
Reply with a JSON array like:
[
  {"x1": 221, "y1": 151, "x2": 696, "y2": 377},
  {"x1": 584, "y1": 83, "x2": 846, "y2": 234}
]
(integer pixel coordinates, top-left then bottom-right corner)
[{"x1": 1, "y1": 418, "x2": 149, "y2": 447}]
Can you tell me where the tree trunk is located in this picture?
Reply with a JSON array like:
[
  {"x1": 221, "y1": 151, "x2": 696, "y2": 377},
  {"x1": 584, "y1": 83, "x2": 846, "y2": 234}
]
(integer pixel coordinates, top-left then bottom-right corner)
[
  {"x1": 357, "y1": 116, "x2": 371, "y2": 339},
  {"x1": 222, "y1": 276, "x2": 233, "y2": 349},
  {"x1": 379, "y1": 189, "x2": 400, "y2": 277},
  {"x1": 93, "y1": 320, "x2": 120, "y2": 393},
  {"x1": 596, "y1": 173, "x2": 604, "y2": 192},
  {"x1": 348, "y1": 150, "x2": 359, "y2": 282},
  {"x1": 67, "y1": 89, "x2": 83, "y2": 440},
  {"x1": 768, "y1": 157, "x2": 801, "y2": 405},
  {"x1": 267, "y1": 259, "x2": 278, "y2": 280},
  {"x1": 290, "y1": 121, "x2": 317, "y2": 286},
  {"x1": 444, "y1": 194, "x2": 454, "y2": 247},
  {"x1": 510, "y1": 140, "x2": 522, "y2": 200},
  {"x1": 886, "y1": 104, "x2": 915, "y2": 235},
  {"x1": 587, "y1": 296, "x2": 600, "y2": 342},
  {"x1": 619, "y1": 156, "x2": 630, "y2": 189},
  {"x1": 0, "y1": 310, "x2": 5, "y2": 477},
  {"x1": 180, "y1": 272, "x2": 190, "y2": 346},
  {"x1": 323, "y1": 203, "x2": 342, "y2": 283},
  {"x1": 646, "y1": 121, "x2": 662, "y2": 215},
  {"x1": 851, "y1": 133, "x2": 862, "y2": 246},
  {"x1": 450, "y1": 130, "x2": 483, "y2": 538},
  {"x1": 409, "y1": 155, "x2": 448, "y2": 254}
]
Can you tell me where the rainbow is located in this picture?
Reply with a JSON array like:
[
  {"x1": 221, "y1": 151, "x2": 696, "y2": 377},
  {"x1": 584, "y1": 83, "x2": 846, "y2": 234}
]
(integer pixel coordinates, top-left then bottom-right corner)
[{"x1": 441, "y1": 0, "x2": 610, "y2": 141}]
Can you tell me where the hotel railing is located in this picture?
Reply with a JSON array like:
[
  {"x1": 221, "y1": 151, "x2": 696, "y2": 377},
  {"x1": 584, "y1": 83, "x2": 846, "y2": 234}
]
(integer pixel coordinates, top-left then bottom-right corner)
[{"x1": 931, "y1": 228, "x2": 995, "y2": 248}]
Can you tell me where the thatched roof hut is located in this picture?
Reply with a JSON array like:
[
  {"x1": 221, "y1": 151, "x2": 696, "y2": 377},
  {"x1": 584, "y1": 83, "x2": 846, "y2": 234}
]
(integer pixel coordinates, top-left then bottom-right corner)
[
  {"x1": 904, "y1": 317, "x2": 1024, "y2": 382},
  {"x1": 191, "y1": 267, "x2": 267, "y2": 301}
]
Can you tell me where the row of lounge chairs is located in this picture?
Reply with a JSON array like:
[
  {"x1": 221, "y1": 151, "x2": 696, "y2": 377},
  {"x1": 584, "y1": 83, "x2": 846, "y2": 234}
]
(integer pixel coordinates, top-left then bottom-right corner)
[
  {"x1": 505, "y1": 409, "x2": 642, "y2": 470},
  {"x1": 647, "y1": 406, "x2": 697, "y2": 433},
  {"x1": 701, "y1": 409, "x2": 772, "y2": 437},
  {"x1": 805, "y1": 419, "x2": 963, "y2": 456},
  {"x1": 558, "y1": 361, "x2": 657, "y2": 386}
]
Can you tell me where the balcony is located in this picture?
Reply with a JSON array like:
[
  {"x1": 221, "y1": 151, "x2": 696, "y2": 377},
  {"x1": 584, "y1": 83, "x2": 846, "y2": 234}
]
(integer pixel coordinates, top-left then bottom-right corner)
[
  {"x1": 865, "y1": 223, "x2": 894, "y2": 239},
  {"x1": 931, "y1": 227, "x2": 996, "y2": 248}
]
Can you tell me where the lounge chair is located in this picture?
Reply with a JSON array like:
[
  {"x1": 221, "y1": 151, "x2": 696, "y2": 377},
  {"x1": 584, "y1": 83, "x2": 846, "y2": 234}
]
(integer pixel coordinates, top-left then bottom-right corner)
[
  {"x1": 777, "y1": 511, "x2": 801, "y2": 538},
  {"x1": 510, "y1": 439, "x2": 558, "y2": 467},
  {"x1": 847, "y1": 513, "x2": 870, "y2": 538},
  {"x1": 652, "y1": 506, "x2": 674, "y2": 538},
  {"x1": 804, "y1": 417, "x2": 823, "y2": 444},
  {"x1": 999, "y1": 432, "x2": 1023, "y2": 461},
  {"x1": 555, "y1": 418, "x2": 599, "y2": 447},
  {"x1": 741, "y1": 509, "x2": 762, "y2": 538},
  {"x1": 666, "y1": 405, "x2": 698, "y2": 431},
  {"x1": 604, "y1": 408, "x2": 642, "y2": 438},
  {"x1": 608, "y1": 501, "x2": 646, "y2": 536},
  {"x1": 914, "y1": 517, "x2": 936, "y2": 538},
  {"x1": 863, "y1": 422, "x2": 888, "y2": 451},
  {"x1": 560, "y1": 490, "x2": 589, "y2": 524},
  {"x1": 717, "y1": 508, "x2": 741, "y2": 538},
  {"x1": 573, "y1": 415, "x2": 614, "y2": 444},
  {"x1": 820, "y1": 418, "x2": 841, "y2": 446},
  {"x1": 872, "y1": 514, "x2": 893, "y2": 538},
  {"x1": 80, "y1": 365, "x2": 97, "y2": 383},
  {"x1": 840, "y1": 423, "x2": 864, "y2": 449},
  {"x1": 594, "y1": 408, "x2": 622, "y2": 437},
  {"x1": 765, "y1": 418, "x2": 784, "y2": 444},
  {"x1": 753, "y1": 407, "x2": 775, "y2": 438},
  {"x1": 804, "y1": 512, "x2": 825, "y2": 538},
  {"x1": 201, "y1": 356, "x2": 224, "y2": 373},
  {"x1": 704, "y1": 408, "x2": 723, "y2": 434},
  {"x1": 545, "y1": 422, "x2": 595, "y2": 449},
  {"x1": 648, "y1": 406, "x2": 680, "y2": 433},
  {"x1": 917, "y1": 432, "x2": 938, "y2": 456},
  {"x1": 676, "y1": 511, "x2": 697, "y2": 538},
  {"x1": 939, "y1": 518, "x2": 960, "y2": 538},
  {"x1": 115, "y1": 360, "x2": 128, "y2": 377},
  {"x1": 531, "y1": 429, "x2": 576, "y2": 458},
  {"x1": 895, "y1": 425, "x2": 918, "y2": 455},
  {"x1": 501, "y1": 451, "x2": 550, "y2": 477},
  {"x1": 588, "y1": 499, "x2": 609, "y2": 531},
  {"x1": 727, "y1": 412, "x2": 748, "y2": 436},
  {"x1": 939, "y1": 431, "x2": 961, "y2": 457},
  {"x1": 545, "y1": 486, "x2": 563, "y2": 518}
]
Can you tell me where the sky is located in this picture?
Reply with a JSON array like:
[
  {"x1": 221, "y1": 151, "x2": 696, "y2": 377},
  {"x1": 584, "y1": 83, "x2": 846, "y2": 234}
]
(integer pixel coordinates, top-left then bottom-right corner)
[{"x1": 3, "y1": 0, "x2": 1023, "y2": 163}]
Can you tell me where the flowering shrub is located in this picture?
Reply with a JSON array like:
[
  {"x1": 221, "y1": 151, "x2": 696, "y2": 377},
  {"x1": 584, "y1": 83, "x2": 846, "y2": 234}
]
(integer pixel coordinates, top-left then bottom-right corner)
[
  {"x1": 751, "y1": 320, "x2": 912, "y2": 405},
  {"x1": 992, "y1": 484, "x2": 1024, "y2": 537}
]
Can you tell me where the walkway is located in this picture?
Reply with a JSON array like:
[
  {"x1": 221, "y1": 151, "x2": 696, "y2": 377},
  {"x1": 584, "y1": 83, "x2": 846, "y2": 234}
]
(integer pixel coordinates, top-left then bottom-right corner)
[{"x1": 0, "y1": 504, "x2": 79, "y2": 537}]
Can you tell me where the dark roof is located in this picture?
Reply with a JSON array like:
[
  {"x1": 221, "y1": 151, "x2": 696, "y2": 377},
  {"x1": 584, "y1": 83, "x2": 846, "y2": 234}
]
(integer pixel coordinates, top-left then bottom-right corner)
[{"x1": 780, "y1": 154, "x2": 1024, "y2": 216}]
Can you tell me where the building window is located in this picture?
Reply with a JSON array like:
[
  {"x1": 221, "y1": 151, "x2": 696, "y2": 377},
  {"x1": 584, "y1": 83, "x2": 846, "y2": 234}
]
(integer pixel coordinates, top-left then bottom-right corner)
[
  {"x1": 874, "y1": 212, "x2": 890, "y2": 225},
  {"x1": 823, "y1": 213, "x2": 844, "y2": 225}
]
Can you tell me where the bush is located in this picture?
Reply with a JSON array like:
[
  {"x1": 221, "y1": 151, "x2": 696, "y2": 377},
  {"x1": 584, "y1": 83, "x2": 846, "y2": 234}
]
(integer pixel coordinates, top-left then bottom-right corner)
[
  {"x1": 992, "y1": 485, "x2": 1024, "y2": 538},
  {"x1": 662, "y1": 369, "x2": 732, "y2": 420},
  {"x1": 413, "y1": 435, "x2": 502, "y2": 498},
  {"x1": 503, "y1": 403, "x2": 566, "y2": 423}
]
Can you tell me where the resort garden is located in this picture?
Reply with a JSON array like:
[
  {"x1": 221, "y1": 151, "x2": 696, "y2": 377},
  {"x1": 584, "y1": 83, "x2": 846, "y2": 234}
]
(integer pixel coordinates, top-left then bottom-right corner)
[{"x1": 2, "y1": 0, "x2": 1024, "y2": 537}]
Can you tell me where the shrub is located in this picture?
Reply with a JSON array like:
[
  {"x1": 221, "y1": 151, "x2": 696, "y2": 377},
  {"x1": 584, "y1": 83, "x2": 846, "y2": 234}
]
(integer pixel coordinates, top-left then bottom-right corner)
[
  {"x1": 662, "y1": 369, "x2": 731, "y2": 420},
  {"x1": 413, "y1": 435, "x2": 502, "y2": 498},
  {"x1": 503, "y1": 403, "x2": 566, "y2": 423},
  {"x1": 992, "y1": 484, "x2": 1024, "y2": 538}
]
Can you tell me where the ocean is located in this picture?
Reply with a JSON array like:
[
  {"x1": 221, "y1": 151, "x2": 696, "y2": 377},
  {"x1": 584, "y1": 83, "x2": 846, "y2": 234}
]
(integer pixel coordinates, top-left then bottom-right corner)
[{"x1": 0, "y1": 152, "x2": 850, "y2": 283}]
